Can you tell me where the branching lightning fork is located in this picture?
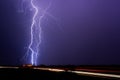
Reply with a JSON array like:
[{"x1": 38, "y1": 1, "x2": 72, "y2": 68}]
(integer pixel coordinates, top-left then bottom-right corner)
[
  {"x1": 19, "y1": 0, "x2": 52, "y2": 65},
  {"x1": 27, "y1": 0, "x2": 51, "y2": 65},
  {"x1": 28, "y1": 0, "x2": 39, "y2": 65}
]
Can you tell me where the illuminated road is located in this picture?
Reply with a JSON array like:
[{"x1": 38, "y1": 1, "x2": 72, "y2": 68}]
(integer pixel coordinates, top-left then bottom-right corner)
[
  {"x1": 69, "y1": 70, "x2": 120, "y2": 79},
  {"x1": 34, "y1": 67, "x2": 65, "y2": 72},
  {"x1": 34, "y1": 67, "x2": 120, "y2": 79},
  {"x1": 0, "y1": 66, "x2": 120, "y2": 79},
  {"x1": 0, "y1": 66, "x2": 19, "y2": 69}
]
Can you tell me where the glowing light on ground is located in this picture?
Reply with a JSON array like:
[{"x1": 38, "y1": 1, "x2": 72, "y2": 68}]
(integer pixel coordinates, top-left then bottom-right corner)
[{"x1": 70, "y1": 71, "x2": 120, "y2": 78}]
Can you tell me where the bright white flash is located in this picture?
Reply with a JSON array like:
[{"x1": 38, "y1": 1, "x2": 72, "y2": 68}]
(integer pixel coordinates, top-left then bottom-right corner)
[
  {"x1": 25, "y1": 0, "x2": 45, "y2": 65},
  {"x1": 19, "y1": 0, "x2": 52, "y2": 65},
  {"x1": 27, "y1": 0, "x2": 51, "y2": 65},
  {"x1": 28, "y1": 0, "x2": 39, "y2": 65}
]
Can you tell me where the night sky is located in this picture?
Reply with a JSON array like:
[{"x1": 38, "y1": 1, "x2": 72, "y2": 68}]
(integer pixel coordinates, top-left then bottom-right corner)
[{"x1": 0, "y1": 0, "x2": 120, "y2": 65}]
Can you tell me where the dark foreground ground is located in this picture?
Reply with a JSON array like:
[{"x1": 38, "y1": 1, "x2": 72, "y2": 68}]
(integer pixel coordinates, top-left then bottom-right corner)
[{"x1": 0, "y1": 68, "x2": 119, "y2": 80}]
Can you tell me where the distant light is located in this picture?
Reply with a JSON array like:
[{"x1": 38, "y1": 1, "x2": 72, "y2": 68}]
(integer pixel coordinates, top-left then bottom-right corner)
[
  {"x1": 48, "y1": 69, "x2": 65, "y2": 72},
  {"x1": 23, "y1": 64, "x2": 33, "y2": 67},
  {"x1": 71, "y1": 71, "x2": 120, "y2": 78}
]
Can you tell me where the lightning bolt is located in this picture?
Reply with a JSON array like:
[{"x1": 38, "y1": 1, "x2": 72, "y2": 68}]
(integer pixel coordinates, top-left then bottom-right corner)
[
  {"x1": 28, "y1": 0, "x2": 38, "y2": 65},
  {"x1": 19, "y1": 0, "x2": 53, "y2": 65},
  {"x1": 26, "y1": 0, "x2": 52, "y2": 66}
]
